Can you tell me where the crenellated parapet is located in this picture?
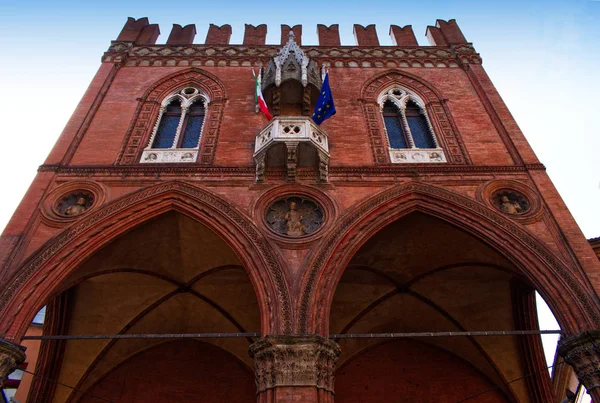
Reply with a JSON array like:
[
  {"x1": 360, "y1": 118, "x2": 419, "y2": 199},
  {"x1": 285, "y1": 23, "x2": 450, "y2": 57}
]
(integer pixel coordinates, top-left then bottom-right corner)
[{"x1": 104, "y1": 17, "x2": 481, "y2": 68}]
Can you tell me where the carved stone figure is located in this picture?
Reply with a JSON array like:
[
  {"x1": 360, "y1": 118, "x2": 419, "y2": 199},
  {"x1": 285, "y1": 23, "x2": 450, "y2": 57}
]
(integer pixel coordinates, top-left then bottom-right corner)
[
  {"x1": 265, "y1": 197, "x2": 324, "y2": 237},
  {"x1": 64, "y1": 197, "x2": 88, "y2": 216},
  {"x1": 500, "y1": 195, "x2": 522, "y2": 215},
  {"x1": 492, "y1": 190, "x2": 529, "y2": 216},
  {"x1": 285, "y1": 202, "x2": 304, "y2": 236},
  {"x1": 430, "y1": 152, "x2": 442, "y2": 161}
]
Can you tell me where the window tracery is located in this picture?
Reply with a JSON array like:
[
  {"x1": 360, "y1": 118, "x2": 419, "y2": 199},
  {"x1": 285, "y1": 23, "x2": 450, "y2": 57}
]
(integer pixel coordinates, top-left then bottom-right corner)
[
  {"x1": 141, "y1": 87, "x2": 209, "y2": 163},
  {"x1": 378, "y1": 87, "x2": 446, "y2": 163}
]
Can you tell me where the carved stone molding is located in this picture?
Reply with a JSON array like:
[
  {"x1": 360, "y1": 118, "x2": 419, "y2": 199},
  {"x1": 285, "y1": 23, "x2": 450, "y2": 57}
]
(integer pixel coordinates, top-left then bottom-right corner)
[
  {"x1": 0, "y1": 339, "x2": 26, "y2": 389},
  {"x1": 103, "y1": 42, "x2": 482, "y2": 68},
  {"x1": 558, "y1": 331, "x2": 600, "y2": 392},
  {"x1": 248, "y1": 335, "x2": 340, "y2": 393},
  {"x1": 38, "y1": 163, "x2": 546, "y2": 179}
]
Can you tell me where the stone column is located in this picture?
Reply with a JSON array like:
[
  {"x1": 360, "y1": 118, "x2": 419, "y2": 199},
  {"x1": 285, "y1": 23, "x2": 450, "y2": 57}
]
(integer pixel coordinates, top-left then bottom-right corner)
[
  {"x1": 0, "y1": 339, "x2": 26, "y2": 390},
  {"x1": 558, "y1": 331, "x2": 600, "y2": 401},
  {"x1": 249, "y1": 335, "x2": 340, "y2": 403}
]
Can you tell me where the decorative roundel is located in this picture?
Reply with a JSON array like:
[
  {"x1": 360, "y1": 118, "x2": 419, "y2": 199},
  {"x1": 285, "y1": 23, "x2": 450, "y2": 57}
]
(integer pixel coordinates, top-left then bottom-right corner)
[
  {"x1": 491, "y1": 189, "x2": 531, "y2": 215},
  {"x1": 54, "y1": 191, "x2": 95, "y2": 217},
  {"x1": 478, "y1": 180, "x2": 542, "y2": 223},
  {"x1": 265, "y1": 196, "x2": 324, "y2": 238},
  {"x1": 41, "y1": 181, "x2": 105, "y2": 225}
]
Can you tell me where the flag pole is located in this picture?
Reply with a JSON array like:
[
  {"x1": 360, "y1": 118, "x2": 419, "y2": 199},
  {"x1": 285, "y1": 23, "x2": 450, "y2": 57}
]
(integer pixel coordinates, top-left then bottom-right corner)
[{"x1": 252, "y1": 68, "x2": 259, "y2": 113}]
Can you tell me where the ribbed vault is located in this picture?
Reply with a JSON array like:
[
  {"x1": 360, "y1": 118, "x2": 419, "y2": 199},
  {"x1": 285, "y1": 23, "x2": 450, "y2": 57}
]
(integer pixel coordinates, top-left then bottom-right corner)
[
  {"x1": 331, "y1": 212, "x2": 551, "y2": 402},
  {"x1": 45, "y1": 211, "x2": 260, "y2": 403}
]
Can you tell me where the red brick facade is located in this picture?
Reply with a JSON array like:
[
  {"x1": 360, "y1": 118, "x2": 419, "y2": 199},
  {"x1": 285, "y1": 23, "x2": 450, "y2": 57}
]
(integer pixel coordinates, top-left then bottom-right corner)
[{"x1": 1, "y1": 17, "x2": 600, "y2": 403}]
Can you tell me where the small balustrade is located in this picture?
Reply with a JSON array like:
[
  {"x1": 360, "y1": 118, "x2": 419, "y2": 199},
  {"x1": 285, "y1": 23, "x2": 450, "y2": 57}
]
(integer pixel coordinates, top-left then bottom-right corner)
[{"x1": 253, "y1": 117, "x2": 330, "y2": 183}]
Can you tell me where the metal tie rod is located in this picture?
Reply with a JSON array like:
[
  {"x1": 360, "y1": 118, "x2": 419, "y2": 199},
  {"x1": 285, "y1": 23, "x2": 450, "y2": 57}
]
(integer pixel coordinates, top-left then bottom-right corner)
[
  {"x1": 22, "y1": 330, "x2": 561, "y2": 341},
  {"x1": 331, "y1": 330, "x2": 561, "y2": 338},
  {"x1": 22, "y1": 332, "x2": 260, "y2": 340}
]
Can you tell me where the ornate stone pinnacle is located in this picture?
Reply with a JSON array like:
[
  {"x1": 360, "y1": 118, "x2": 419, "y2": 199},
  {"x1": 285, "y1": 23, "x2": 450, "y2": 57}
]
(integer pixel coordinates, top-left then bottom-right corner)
[
  {"x1": 0, "y1": 339, "x2": 26, "y2": 389},
  {"x1": 558, "y1": 331, "x2": 600, "y2": 392},
  {"x1": 248, "y1": 335, "x2": 341, "y2": 393},
  {"x1": 288, "y1": 30, "x2": 295, "y2": 42}
]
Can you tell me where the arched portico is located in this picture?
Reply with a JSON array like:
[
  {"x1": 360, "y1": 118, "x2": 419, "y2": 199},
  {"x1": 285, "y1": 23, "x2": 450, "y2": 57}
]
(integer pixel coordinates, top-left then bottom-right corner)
[
  {"x1": 298, "y1": 182, "x2": 600, "y2": 336},
  {"x1": 295, "y1": 182, "x2": 600, "y2": 402},
  {"x1": 0, "y1": 181, "x2": 292, "y2": 341}
]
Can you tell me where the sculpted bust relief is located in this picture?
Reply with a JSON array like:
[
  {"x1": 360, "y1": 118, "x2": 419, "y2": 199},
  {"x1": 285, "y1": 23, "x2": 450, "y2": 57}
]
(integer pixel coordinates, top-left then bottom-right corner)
[
  {"x1": 500, "y1": 195, "x2": 522, "y2": 215},
  {"x1": 492, "y1": 190, "x2": 529, "y2": 216},
  {"x1": 64, "y1": 197, "x2": 88, "y2": 216},
  {"x1": 55, "y1": 191, "x2": 95, "y2": 218}
]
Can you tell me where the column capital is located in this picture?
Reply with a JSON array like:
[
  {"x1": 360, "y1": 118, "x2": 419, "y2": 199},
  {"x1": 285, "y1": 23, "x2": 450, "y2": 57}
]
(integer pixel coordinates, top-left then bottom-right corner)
[
  {"x1": 558, "y1": 331, "x2": 600, "y2": 392},
  {"x1": 0, "y1": 339, "x2": 26, "y2": 389},
  {"x1": 249, "y1": 335, "x2": 341, "y2": 393}
]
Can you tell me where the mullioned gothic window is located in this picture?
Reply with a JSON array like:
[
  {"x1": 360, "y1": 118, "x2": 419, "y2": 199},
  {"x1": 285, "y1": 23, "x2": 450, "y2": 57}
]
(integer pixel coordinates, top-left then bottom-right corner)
[
  {"x1": 140, "y1": 87, "x2": 208, "y2": 163},
  {"x1": 379, "y1": 87, "x2": 446, "y2": 164}
]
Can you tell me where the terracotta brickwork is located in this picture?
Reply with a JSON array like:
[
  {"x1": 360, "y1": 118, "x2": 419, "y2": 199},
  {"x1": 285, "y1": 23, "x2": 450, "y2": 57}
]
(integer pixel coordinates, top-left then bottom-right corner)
[{"x1": 1, "y1": 17, "x2": 600, "y2": 403}]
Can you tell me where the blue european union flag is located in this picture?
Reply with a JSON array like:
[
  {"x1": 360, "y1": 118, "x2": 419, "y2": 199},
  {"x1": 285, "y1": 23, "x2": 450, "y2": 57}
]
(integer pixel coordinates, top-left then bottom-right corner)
[{"x1": 312, "y1": 72, "x2": 336, "y2": 125}]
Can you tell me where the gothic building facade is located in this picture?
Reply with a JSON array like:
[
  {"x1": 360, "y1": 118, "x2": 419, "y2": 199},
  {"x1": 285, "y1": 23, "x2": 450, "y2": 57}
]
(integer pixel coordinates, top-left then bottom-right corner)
[{"x1": 1, "y1": 17, "x2": 599, "y2": 403}]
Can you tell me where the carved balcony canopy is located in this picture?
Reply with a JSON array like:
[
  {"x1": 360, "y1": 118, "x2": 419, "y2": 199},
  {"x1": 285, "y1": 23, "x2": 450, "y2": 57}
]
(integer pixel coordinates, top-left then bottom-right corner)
[
  {"x1": 262, "y1": 31, "x2": 322, "y2": 90},
  {"x1": 253, "y1": 116, "x2": 330, "y2": 183},
  {"x1": 261, "y1": 32, "x2": 322, "y2": 117}
]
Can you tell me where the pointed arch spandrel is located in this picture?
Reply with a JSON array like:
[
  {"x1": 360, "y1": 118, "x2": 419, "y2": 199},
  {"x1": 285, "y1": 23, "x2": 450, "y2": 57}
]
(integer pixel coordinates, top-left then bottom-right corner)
[
  {"x1": 297, "y1": 182, "x2": 600, "y2": 335},
  {"x1": 0, "y1": 181, "x2": 291, "y2": 340},
  {"x1": 117, "y1": 68, "x2": 227, "y2": 165}
]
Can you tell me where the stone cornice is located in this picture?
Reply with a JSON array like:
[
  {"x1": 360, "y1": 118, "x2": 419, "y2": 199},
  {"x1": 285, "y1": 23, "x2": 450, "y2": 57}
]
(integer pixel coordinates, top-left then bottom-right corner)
[
  {"x1": 38, "y1": 163, "x2": 545, "y2": 178},
  {"x1": 103, "y1": 41, "x2": 482, "y2": 68}
]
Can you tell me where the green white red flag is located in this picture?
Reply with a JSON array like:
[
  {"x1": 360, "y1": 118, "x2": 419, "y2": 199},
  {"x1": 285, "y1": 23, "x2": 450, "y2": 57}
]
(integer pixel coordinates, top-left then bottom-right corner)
[{"x1": 254, "y1": 69, "x2": 272, "y2": 120}]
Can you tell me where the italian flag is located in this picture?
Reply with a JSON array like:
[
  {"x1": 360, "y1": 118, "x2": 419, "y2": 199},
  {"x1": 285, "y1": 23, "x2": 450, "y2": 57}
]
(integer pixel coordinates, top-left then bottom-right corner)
[{"x1": 254, "y1": 71, "x2": 272, "y2": 121}]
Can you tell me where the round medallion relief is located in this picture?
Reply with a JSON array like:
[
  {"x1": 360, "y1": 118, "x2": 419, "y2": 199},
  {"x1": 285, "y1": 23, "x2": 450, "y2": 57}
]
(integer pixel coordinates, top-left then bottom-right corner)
[
  {"x1": 54, "y1": 191, "x2": 95, "y2": 217},
  {"x1": 491, "y1": 189, "x2": 530, "y2": 215},
  {"x1": 265, "y1": 197, "x2": 324, "y2": 238}
]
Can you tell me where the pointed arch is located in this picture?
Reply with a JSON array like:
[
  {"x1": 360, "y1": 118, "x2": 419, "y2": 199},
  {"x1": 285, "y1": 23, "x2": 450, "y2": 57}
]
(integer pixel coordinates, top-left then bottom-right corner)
[
  {"x1": 117, "y1": 68, "x2": 227, "y2": 165},
  {"x1": 297, "y1": 182, "x2": 600, "y2": 334},
  {"x1": 0, "y1": 181, "x2": 291, "y2": 340},
  {"x1": 360, "y1": 69, "x2": 470, "y2": 164}
]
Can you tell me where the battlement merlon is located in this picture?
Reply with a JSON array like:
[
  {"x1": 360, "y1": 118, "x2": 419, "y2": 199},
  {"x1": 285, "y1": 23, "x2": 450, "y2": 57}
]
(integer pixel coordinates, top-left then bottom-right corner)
[
  {"x1": 114, "y1": 17, "x2": 472, "y2": 47},
  {"x1": 104, "y1": 18, "x2": 481, "y2": 66}
]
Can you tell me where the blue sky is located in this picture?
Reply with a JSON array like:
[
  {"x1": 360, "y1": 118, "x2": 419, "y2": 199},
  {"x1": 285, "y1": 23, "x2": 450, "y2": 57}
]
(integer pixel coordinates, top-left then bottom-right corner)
[{"x1": 0, "y1": 0, "x2": 598, "y2": 397}]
